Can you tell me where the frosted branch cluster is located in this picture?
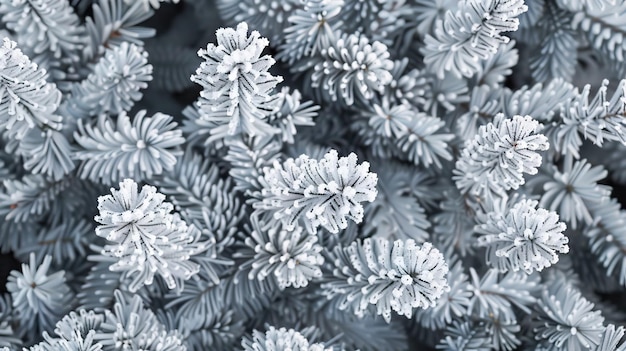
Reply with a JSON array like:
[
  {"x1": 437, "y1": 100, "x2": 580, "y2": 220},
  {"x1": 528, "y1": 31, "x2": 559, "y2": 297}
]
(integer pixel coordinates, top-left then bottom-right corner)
[
  {"x1": 255, "y1": 149, "x2": 378, "y2": 234},
  {"x1": 95, "y1": 179, "x2": 208, "y2": 292}
]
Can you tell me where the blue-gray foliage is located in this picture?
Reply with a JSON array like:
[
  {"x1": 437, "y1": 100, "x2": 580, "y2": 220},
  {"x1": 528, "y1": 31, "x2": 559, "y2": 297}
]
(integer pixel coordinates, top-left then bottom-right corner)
[{"x1": 2, "y1": 0, "x2": 626, "y2": 350}]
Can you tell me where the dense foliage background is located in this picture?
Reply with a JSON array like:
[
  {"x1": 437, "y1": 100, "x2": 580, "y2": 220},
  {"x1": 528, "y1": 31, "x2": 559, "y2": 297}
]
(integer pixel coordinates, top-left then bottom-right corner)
[{"x1": 2, "y1": 0, "x2": 626, "y2": 350}]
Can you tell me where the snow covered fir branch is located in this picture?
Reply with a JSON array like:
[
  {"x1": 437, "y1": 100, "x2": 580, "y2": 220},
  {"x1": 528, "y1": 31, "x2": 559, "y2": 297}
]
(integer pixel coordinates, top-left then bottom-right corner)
[{"x1": 3, "y1": 0, "x2": 626, "y2": 350}]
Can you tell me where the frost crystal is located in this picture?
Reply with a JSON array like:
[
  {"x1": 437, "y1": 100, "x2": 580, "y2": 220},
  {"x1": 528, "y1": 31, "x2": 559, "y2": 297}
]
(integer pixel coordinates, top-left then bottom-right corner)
[{"x1": 266, "y1": 87, "x2": 319, "y2": 144}]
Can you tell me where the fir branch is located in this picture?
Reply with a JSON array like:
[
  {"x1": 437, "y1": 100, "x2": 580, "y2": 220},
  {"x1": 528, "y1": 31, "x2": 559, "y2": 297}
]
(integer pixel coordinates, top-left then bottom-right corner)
[
  {"x1": 557, "y1": 0, "x2": 617, "y2": 12},
  {"x1": 414, "y1": 256, "x2": 471, "y2": 330},
  {"x1": 16, "y1": 128, "x2": 75, "y2": 181},
  {"x1": 538, "y1": 157, "x2": 610, "y2": 229},
  {"x1": 595, "y1": 324, "x2": 626, "y2": 351},
  {"x1": 146, "y1": 43, "x2": 201, "y2": 92},
  {"x1": 586, "y1": 198, "x2": 626, "y2": 287},
  {"x1": 7, "y1": 253, "x2": 74, "y2": 342},
  {"x1": 154, "y1": 151, "x2": 244, "y2": 254},
  {"x1": 73, "y1": 110, "x2": 184, "y2": 184},
  {"x1": 453, "y1": 114, "x2": 550, "y2": 200},
  {"x1": 241, "y1": 326, "x2": 331, "y2": 351},
  {"x1": 94, "y1": 290, "x2": 184, "y2": 350},
  {"x1": 431, "y1": 189, "x2": 479, "y2": 257},
  {"x1": 94, "y1": 179, "x2": 209, "y2": 292},
  {"x1": 191, "y1": 22, "x2": 283, "y2": 141},
  {"x1": 354, "y1": 97, "x2": 454, "y2": 167},
  {"x1": 82, "y1": 0, "x2": 155, "y2": 60},
  {"x1": 502, "y1": 78, "x2": 575, "y2": 121},
  {"x1": 0, "y1": 294, "x2": 20, "y2": 349},
  {"x1": 363, "y1": 160, "x2": 431, "y2": 243},
  {"x1": 422, "y1": 0, "x2": 528, "y2": 79},
  {"x1": 76, "y1": 260, "x2": 125, "y2": 312},
  {"x1": 254, "y1": 149, "x2": 378, "y2": 234},
  {"x1": 466, "y1": 267, "x2": 539, "y2": 320},
  {"x1": 125, "y1": 0, "x2": 180, "y2": 10},
  {"x1": 529, "y1": 2, "x2": 578, "y2": 82},
  {"x1": 476, "y1": 198, "x2": 569, "y2": 273},
  {"x1": 267, "y1": 87, "x2": 319, "y2": 144},
  {"x1": 217, "y1": 0, "x2": 302, "y2": 44},
  {"x1": 62, "y1": 42, "x2": 153, "y2": 122},
  {"x1": 234, "y1": 219, "x2": 324, "y2": 290},
  {"x1": 0, "y1": 174, "x2": 71, "y2": 222},
  {"x1": 533, "y1": 282, "x2": 605, "y2": 351},
  {"x1": 437, "y1": 319, "x2": 491, "y2": 351},
  {"x1": 413, "y1": 0, "x2": 459, "y2": 36},
  {"x1": 223, "y1": 135, "x2": 283, "y2": 198},
  {"x1": 322, "y1": 239, "x2": 449, "y2": 322},
  {"x1": 311, "y1": 32, "x2": 394, "y2": 106},
  {"x1": 475, "y1": 40, "x2": 519, "y2": 86},
  {"x1": 571, "y1": 2, "x2": 626, "y2": 73},
  {"x1": 278, "y1": 0, "x2": 343, "y2": 65},
  {"x1": 15, "y1": 218, "x2": 92, "y2": 264},
  {"x1": 0, "y1": 38, "x2": 62, "y2": 139},
  {"x1": 555, "y1": 79, "x2": 626, "y2": 158},
  {"x1": 0, "y1": 0, "x2": 85, "y2": 62}
]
